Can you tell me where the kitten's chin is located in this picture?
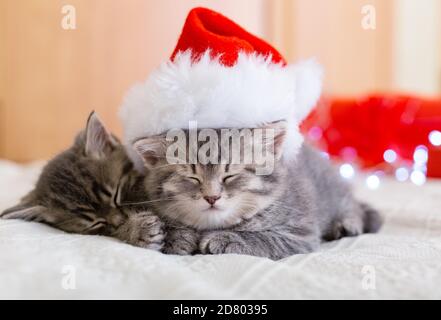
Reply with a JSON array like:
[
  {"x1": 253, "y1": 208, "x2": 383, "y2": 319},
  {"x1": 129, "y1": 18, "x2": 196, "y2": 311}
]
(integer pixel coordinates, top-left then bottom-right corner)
[{"x1": 162, "y1": 204, "x2": 248, "y2": 230}]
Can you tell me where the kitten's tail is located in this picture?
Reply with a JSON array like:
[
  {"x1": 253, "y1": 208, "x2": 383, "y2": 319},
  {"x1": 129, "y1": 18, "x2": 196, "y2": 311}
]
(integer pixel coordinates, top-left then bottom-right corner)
[{"x1": 360, "y1": 202, "x2": 383, "y2": 233}]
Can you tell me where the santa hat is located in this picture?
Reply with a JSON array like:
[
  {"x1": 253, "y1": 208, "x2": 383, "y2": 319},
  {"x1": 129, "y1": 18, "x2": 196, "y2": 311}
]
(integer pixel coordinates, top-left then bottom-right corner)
[{"x1": 120, "y1": 7, "x2": 322, "y2": 161}]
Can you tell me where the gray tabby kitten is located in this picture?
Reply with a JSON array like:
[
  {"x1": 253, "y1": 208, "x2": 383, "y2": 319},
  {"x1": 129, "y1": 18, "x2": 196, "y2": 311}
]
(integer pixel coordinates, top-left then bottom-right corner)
[
  {"x1": 1, "y1": 112, "x2": 164, "y2": 250},
  {"x1": 133, "y1": 121, "x2": 382, "y2": 260}
]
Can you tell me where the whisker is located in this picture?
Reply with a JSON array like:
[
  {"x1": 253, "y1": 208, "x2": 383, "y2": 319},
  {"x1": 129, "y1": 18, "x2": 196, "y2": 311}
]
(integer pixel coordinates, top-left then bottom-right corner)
[
  {"x1": 152, "y1": 162, "x2": 183, "y2": 169},
  {"x1": 119, "y1": 197, "x2": 192, "y2": 206}
]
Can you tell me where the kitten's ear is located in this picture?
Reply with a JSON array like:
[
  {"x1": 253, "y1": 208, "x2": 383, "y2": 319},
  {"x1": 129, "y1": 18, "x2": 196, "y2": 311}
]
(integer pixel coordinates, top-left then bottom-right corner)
[
  {"x1": 85, "y1": 111, "x2": 117, "y2": 159},
  {"x1": 133, "y1": 135, "x2": 167, "y2": 167},
  {"x1": 1, "y1": 203, "x2": 52, "y2": 223},
  {"x1": 261, "y1": 120, "x2": 287, "y2": 160}
]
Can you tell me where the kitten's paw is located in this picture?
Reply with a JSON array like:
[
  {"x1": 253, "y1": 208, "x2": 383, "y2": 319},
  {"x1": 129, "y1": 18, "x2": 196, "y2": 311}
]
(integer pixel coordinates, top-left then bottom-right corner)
[
  {"x1": 328, "y1": 218, "x2": 363, "y2": 240},
  {"x1": 113, "y1": 211, "x2": 165, "y2": 250},
  {"x1": 136, "y1": 213, "x2": 165, "y2": 250},
  {"x1": 199, "y1": 231, "x2": 247, "y2": 255},
  {"x1": 163, "y1": 241, "x2": 195, "y2": 255},
  {"x1": 162, "y1": 228, "x2": 199, "y2": 255}
]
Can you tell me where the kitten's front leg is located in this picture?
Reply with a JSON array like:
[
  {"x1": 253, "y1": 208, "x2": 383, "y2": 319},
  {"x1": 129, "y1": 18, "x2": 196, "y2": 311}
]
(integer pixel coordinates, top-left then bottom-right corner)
[
  {"x1": 162, "y1": 225, "x2": 200, "y2": 255},
  {"x1": 199, "y1": 228, "x2": 320, "y2": 260},
  {"x1": 111, "y1": 210, "x2": 165, "y2": 250}
]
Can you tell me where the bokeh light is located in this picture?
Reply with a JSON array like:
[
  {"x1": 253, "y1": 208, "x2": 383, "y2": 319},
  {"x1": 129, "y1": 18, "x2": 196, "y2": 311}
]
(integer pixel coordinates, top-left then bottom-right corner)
[
  {"x1": 339, "y1": 163, "x2": 355, "y2": 179},
  {"x1": 429, "y1": 130, "x2": 441, "y2": 146},
  {"x1": 410, "y1": 170, "x2": 426, "y2": 186},
  {"x1": 366, "y1": 175, "x2": 380, "y2": 190},
  {"x1": 383, "y1": 149, "x2": 397, "y2": 163},
  {"x1": 395, "y1": 167, "x2": 409, "y2": 182},
  {"x1": 308, "y1": 126, "x2": 323, "y2": 141},
  {"x1": 413, "y1": 145, "x2": 428, "y2": 164}
]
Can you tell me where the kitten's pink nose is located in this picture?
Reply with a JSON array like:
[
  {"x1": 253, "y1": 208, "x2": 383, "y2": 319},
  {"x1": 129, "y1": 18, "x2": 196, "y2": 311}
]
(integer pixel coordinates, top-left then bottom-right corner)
[{"x1": 204, "y1": 195, "x2": 220, "y2": 206}]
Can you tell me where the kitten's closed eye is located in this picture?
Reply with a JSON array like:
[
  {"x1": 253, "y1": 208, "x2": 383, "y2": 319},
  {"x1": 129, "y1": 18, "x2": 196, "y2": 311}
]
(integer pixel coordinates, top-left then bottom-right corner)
[
  {"x1": 187, "y1": 176, "x2": 202, "y2": 184},
  {"x1": 112, "y1": 181, "x2": 122, "y2": 208},
  {"x1": 99, "y1": 187, "x2": 113, "y2": 198},
  {"x1": 222, "y1": 174, "x2": 238, "y2": 183}
]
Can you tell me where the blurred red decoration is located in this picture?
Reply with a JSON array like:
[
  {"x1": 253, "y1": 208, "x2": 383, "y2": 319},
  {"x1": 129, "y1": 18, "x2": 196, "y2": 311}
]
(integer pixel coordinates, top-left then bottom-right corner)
[{"x1": 301, "y1": 94, "x2": 441, "y2": 178}]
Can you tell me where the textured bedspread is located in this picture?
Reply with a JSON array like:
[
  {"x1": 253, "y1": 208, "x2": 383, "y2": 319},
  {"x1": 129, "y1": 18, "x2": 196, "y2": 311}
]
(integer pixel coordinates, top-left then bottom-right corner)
[{"x1": 0, "y1": 160, "x2": 440, "y2": 299}]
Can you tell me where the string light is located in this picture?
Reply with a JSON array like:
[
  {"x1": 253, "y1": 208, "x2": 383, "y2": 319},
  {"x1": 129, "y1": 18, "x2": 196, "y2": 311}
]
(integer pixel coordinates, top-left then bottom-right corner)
[
  {"x1": 366, "y1": 175, "x2": 380, "y2": 190},
  {"x1": 319, "y1": 141, "x2": 432, "y2": 189},
  {"x1": 413, "y1": 145, "x2": 428, "y2": 164},
  {"x1": 340, "y1": 147, "x2": 357, "y2": 161},
  {"x1": 410, "y1": 170, "x2": 426, "y2": 186},
  {"x1": 412, "y1": 162, "x2": 427, "y2": 173},
  {"x1": 429, "y1": 130, "x2": 441, "y2": 146},
  {"x1": 339, "y1": 163, "x2": 355, "y2": 179},
  {"x1": 383, "y1": 149, "x2": 397, "y2": 163},
  {"x1": 395, "y1": 167, "x2": 409, "y2": 182},
  {"x1": 308, "y1": 126, "x2": 323, "y2": 141}
]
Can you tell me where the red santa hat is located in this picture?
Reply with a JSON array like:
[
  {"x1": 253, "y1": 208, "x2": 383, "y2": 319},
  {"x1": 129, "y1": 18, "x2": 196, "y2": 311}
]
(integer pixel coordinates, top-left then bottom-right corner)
[{"x1": 120, "y1": 7, "x2": 322, "y2": 160}]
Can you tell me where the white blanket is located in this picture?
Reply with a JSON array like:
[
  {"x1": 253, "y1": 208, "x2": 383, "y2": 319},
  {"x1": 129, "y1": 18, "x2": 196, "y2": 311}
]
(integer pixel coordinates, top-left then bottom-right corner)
[{"x1": 1, "y1": 160, "x2": 440, "y2": 299}]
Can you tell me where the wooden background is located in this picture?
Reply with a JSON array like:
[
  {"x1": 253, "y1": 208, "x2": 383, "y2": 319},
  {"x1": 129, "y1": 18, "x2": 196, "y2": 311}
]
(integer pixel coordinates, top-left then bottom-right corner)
[{"x1": 0, "y1": 0, "x2": 439, "y2": 162}]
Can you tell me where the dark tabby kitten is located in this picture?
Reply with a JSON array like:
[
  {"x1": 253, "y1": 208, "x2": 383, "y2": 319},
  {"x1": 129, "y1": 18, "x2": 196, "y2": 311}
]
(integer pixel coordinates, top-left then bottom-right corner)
[
  {"x1": 133, "y1": 121, "x2": 382, "y2": 260},
  {"x1": 1, "y1": 112, "x2": 164, "y2": 250}
]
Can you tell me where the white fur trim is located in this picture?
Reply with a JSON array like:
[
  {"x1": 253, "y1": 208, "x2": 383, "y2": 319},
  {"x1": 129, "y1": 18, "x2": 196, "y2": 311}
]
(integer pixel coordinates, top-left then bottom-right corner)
[{"x1": 119, "y1": 51, "x2": 322, "y2": 160}]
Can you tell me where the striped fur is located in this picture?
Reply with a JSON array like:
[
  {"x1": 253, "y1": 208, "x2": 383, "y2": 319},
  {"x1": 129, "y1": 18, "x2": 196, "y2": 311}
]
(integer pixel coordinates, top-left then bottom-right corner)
[
  {"x1": 1, "y1": 113, "x2": 164, "y2": 250},
  {"x1": 135, "y1": 124, "x2": 382, "y2": 260}
]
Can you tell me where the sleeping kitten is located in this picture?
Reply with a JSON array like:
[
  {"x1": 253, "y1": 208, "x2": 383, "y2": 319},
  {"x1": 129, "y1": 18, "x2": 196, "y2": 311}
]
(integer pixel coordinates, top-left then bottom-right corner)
[
  {"x1": 1, "y1": 112, "x2": 164, "y2": 250},
  {"x1": 133, "y1": 121, "x2": 382, "y2": 259}
]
